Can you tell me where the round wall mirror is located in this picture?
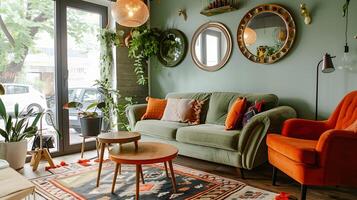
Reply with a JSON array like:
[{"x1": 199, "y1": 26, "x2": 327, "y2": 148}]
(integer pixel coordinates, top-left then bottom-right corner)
[
  {"x1": 191, "y1": 22, "x2": 232, "y2": 71},
  {"x1": 237, "y1": 4, "x2": 296, "y2": 64},
  {"x1": 158, "y1": 29, "x2": 188, "y2": 67}
]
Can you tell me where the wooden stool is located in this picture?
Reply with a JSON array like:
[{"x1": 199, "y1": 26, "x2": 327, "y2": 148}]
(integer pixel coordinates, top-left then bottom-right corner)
[{"x1": 79, "y1": 134, "x2": 100, "y2": 159}]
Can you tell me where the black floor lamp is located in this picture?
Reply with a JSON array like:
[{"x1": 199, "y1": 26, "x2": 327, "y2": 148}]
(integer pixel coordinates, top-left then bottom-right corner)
[{"x1": 315, "y1": 53, "x2": 335, "y2": 120}]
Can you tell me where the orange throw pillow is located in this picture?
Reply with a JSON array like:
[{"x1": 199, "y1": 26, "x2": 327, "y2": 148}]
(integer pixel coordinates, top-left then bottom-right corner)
[
  {"x1": 346, "y1": 120, "x2": 357, "y2": 133},
  {"x1": 141, "y1": 97, "x2": 167, "y2": 120},
  {"x1": 225, "y1": 98, "x2": 247, "y2": 130}
]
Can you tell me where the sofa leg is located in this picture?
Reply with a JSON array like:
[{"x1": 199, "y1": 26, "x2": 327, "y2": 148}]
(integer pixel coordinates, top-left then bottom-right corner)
[
  {"x1": 272, "y1": 166, "x2": 277, "y2": 186},
  {"x1": 300, "y1": 184, "x2": 307, "y2": 200},
  {"x1": 237, "y1": 168, "x2": 245, "y2": 179}
]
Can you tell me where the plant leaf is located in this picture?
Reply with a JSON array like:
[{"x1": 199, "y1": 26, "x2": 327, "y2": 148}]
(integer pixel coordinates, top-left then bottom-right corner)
[
  {"x1": 0, "y1": 128, "x2": 9, "y2": 142},
  {"x1": 63, "y1": 102, "x2": 83, "y2": 110},
  {"x1": 85, "y1": 102, "x2": 99, "y2": 111},
  {"x1": 0, "y1": 98, "x2": 7, "y2": 121},
  {"x1": 31, "y1": 112, "x2": 42, "y2": 127},
  {"x1": 14, "y1": 103, "x2": 19, "y2": 118}
]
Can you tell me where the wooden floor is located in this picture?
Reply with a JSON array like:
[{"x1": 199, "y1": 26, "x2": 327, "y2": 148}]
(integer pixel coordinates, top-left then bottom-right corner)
[{"x1": 21, "y1": 150, "x2": 357, "y2": 200}]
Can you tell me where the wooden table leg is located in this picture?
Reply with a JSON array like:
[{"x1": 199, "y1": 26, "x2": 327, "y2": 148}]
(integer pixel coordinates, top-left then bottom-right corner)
[
  {"x1": 111, "y1": 163, "x2": 120, "y2": 193},
  {"x1": 136, "y1": 164, "x2": 140, "y2": 200},
  {"x1": 164, "y1": 162, "x2": 169, "y2": 178},
  {"x1": 168, "y1": 160, "x2": 177, "y2": 193},
  {"x1": 95, "y1": 138, "x2": 99, "y2": 158},
  {"x1": 134, "y1": 141, "x2": 138, "y2": 151},
  {"x1": 96, "y1": 142, "x2": 106, "y2": 187},
  {"x1": 140, "y1": 165, "x2": 145, "y2": 184},
  {"x1": 80, "y1": 137, "x2": 85, "y2": 159}
]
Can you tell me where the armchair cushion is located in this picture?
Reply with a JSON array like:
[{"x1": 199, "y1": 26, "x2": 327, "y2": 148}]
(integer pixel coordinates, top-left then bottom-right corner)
[
  {"x1": 267, "y1": 134, "x2": 318, "y2": 165},
  {"x1": 281, "y1": 119, "x2": 331, "y2": 140}
]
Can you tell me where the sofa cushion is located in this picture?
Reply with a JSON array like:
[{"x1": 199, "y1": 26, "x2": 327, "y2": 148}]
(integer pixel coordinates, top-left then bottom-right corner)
[
  {"x1": 166, "y1": 92, "x2": 211, "y2": 124},
  {"x1": 176, "y1": 124, "x2": 240, "y2": 151},
  {"x1": 135, "y1": 120, "x2": 188, "y2": 140},
  {"x1": 267, "y1": 134, "x2": 318, "y2": 165},
  {"x1": 205, "y1": 92, "x2": 278, "y2": 125}
]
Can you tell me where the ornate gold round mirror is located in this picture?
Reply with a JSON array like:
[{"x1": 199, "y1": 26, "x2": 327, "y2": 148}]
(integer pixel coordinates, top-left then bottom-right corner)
[
  {"x1": 237, "y1": 4, "x2": 296, "y2": 64},
  {"x1": 191, "y1": 22, "x2": 232, "y2": 71}
]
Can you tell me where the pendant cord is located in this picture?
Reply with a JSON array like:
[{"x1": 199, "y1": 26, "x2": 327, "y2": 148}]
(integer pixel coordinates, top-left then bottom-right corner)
[{"x1": 344, "y1": 0, "x2": 349, "y2": 50}]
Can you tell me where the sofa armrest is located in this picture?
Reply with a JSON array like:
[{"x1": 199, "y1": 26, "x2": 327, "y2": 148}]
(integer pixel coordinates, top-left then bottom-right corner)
[
  {"x1": 125, "y1": 104, "x2": 147, "y2": 131},
  {"x1": 282, "y1": 119, "x2": 331, "y2": 140},
  {"x1": 238, "y1": 106, "x2": 297, "y2": 169}
]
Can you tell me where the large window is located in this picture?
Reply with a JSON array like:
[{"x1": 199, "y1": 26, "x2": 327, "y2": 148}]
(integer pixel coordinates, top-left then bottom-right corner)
[{"x1": 0, "y1": 0, "x2": 108, "y2": 155}]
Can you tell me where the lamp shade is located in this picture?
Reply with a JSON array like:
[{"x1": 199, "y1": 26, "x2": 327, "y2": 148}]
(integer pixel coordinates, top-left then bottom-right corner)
[
  {"x1": 244, "y1": 27, "x2": 257, "y2": 46},
  {"x1": 111, "y1": 0, "x2": 149, "y2": 27},
  {"x1": 322, "y1": 53, "x2": 335, "y2": 73}
]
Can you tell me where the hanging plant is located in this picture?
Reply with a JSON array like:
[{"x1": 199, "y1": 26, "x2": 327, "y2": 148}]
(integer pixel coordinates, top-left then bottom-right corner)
[
  {"x1": 128, "y1": 26, "x2": 161, "y2": 85},
  {"x1": 98, "y1": 28, "x2": 124, "y2": 81}
]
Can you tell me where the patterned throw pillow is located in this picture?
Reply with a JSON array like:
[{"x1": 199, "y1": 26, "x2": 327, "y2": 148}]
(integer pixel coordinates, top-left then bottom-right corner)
[
  {"x1": 242, "y1": 100, "x2": 265, "y2": 127},
  {"x1": 141, "y1": 97, "x2": 167, "y2": 120},
  {"x1": 161, "y1": 98, "x2": 195, "y2": 122},
  {"x1": 225, "y1": 97, "x2": 247, "y2": 130},
  {"x1": 189, "y1": 99, "x2": 205, "y2": 125}
]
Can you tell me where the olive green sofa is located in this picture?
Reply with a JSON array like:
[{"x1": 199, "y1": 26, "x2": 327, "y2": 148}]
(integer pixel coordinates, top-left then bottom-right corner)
[{"x1": 126, "y1": 92, "x2": 296, "y2": 174}]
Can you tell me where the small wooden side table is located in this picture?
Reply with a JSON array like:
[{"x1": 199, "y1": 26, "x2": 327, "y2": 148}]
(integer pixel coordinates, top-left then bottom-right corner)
[
  {"x1": 110, "y1": 142, "x2": 178, "y2": 200},
  {"x1": 96, "y1": 131, "x2": 141, "y2": 187}
]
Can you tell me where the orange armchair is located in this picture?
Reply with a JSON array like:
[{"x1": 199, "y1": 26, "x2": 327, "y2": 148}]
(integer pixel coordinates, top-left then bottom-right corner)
[{"x1": 267, "y1": 90, "x2": 357, "y2": 200}]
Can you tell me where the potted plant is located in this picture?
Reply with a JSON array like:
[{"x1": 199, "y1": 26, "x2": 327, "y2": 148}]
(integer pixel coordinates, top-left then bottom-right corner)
[
  {"x1": 95, "y1": 79, "x2": 134, "y2": 131},
  {"x1": 0, "y1": 98, "x2": 59, "y2": 169},
  {"x1": 63, "y1": 101, "x2": 105, "y2": 136}
]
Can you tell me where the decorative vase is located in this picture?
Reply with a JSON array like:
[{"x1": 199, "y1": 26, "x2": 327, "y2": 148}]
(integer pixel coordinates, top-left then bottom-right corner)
[
  {"x1": 80, "y1": 117, "x2": 103, "y2": 136},
  {"x1": 0, "y1": 140, "x2": 28, "y2": 170}
]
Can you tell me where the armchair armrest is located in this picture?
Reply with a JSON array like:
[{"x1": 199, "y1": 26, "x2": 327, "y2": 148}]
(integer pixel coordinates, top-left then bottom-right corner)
[
  {"x1": 316, "y1": 129, "x2": 357, "y2": 167},
  {"x1": 125, "y1": 104, "x2": 147, "y2": 131},
  {"x1": 282, "y1": 119, "x2": 331, "y2": 140},
  {"x1": 238, "y1": 106, "x2": 296, "y2": 169}
]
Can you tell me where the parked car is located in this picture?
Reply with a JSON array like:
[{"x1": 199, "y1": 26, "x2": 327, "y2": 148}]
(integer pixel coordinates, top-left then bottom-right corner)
[
  {"x1": 67, "y1": 88, "x2": 103, "y2": 133},
  {"x1": 0, "y1": 83, "x2": 48, "y2": 114}
]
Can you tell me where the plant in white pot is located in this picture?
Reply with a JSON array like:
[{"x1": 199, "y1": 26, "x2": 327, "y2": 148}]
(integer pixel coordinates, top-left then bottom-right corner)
[
  {"x1": 0, "y1": 98, "x2": 53, "y2": 170},
  {"x1": 63, "y1": 101, "x2": 105, "y2": 137}
]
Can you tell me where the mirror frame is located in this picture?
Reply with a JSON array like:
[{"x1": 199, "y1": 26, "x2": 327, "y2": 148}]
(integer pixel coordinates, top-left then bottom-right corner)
[
  {"x1": 237, "y1": 4, "x2": 296, "y2": 64},
  {"x1": 191, "y1": 22, "x2": 232, "y2": 71}
]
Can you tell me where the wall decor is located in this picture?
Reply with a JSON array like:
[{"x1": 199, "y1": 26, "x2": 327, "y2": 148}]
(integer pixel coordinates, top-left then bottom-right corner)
[
  {"x1": 191, "y1": 22, "x2": 232, "y2": 71},
  {"x1": 300, "y1": 3, "x2": 312, "y2": 25},
  {"x1": 200, "y1": 0, "x2": 238, "y2": 16},
  {"x1": 178, "y1": 9, "x2": 187, "y2": 21},
  {"x1": 158, "y1": 29, "x2": 188, "y2": 67},
  {"x1": 237, "y1": 4, "x2": 296, "y2": 64}
]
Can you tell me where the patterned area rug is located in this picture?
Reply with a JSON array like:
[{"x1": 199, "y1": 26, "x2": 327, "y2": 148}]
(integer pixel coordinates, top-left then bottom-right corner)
[{"x1": 32, "y1": 161, "x2": 276, "y2": 200}]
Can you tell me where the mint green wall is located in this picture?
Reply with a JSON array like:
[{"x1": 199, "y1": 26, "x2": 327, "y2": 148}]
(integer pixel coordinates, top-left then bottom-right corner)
[{"x1": 149, "y1": 0, "x2": 357, "y2": 119}]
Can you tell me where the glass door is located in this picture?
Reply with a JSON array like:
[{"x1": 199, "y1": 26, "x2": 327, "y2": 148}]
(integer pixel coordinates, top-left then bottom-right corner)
[
  {"x1": 0, "y1": 0, "x2": 59, "y2": 153},
  {"x1": 59, "y1": 0, "x2": 108, "y2": 153}
]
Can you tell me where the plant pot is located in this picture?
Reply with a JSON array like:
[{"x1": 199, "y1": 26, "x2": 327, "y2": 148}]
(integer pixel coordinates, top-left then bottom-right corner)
[
  {"x1": 0, "y1": 140, "x2": 27, "y2": 170},
  {"x1": 80, "y1": 117, "x2": 102, "y2": 137}
]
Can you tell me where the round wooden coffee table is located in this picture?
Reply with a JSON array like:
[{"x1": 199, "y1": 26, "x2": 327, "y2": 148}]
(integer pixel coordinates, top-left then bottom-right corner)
[
  {"x1": 110, "y1": 142, "x2": 178, "y2": 200},
  {"x1": 96, "y1": 131, "x2": 141, "y2": 187}
]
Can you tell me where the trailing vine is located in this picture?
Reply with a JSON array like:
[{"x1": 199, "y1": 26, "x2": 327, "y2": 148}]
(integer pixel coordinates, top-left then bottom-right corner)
[
  {"x1": 128, "y1": 26, "x2": 161, "y2": 85},
  {"x1": 98, "y1": 28, "x2": 124, "y2": 81}
]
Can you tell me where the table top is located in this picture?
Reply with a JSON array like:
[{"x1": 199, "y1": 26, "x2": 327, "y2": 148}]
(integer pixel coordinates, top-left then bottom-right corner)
[
  {"x1": 110, "y1": 142, "x2": 178, "y2": 165},
  {"x1": 97, "y1": 131, "x2": 141, "y2": 143}
]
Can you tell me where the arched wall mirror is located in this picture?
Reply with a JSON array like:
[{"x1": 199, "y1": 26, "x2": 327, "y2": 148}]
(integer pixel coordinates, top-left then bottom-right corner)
[
  {"x1": 191, "y1": 22, "x2": 232, "y2": 71},
  {"x1": 237, "y1": 4, "x2": 296, "y2": 64}
]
